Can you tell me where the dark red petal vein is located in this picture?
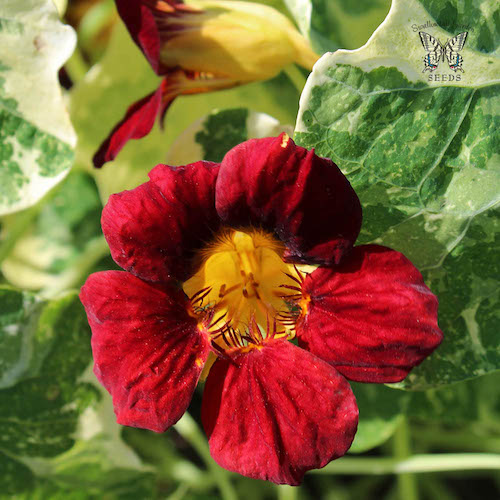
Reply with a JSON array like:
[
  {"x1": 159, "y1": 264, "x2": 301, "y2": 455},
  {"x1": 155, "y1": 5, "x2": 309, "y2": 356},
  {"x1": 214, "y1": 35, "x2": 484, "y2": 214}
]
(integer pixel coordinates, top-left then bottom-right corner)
[
  {"x1": 298, "y1": 245, "x2": 443, "y2": 383},
  {"x1": 202, "y1": 340, "x2": 358, "y2": 485},
  {"x1": 80, "y1": 271, "x2": 210, "y2": 432}
]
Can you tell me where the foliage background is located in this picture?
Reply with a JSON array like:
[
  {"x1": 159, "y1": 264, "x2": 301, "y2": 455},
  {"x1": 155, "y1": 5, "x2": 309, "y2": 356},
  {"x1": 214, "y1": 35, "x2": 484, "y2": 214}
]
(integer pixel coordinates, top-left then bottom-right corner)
[{"x1": 0, "y1": 0, "x2": 499, "y2": 499}]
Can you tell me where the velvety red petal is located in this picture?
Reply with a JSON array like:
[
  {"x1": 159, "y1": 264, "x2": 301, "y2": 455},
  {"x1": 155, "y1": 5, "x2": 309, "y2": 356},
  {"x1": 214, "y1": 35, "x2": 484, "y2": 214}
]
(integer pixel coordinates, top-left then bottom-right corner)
[
  {"x1": 93, "y1": 82, "x2": 165, "y2": 168},
  {"x1": 101, "y1": 161, "x2": 220, "y2": 282},
  {"x1": 80, "y1": 271, "x2": 209, "y2": 432},
  {"x1": 216, "y1": 134, "x2": 362, "y2": 266},
  {"x1": 115, "y1": 1, "x2": 201, "y2": 75},
  {"x1": 115, "y1": 0, "x2": 164, "y2": 74},
  {"x1": 297, "y1": 245, "x2": 443, "y2": 383},
  {"x1": 201, "y1": 340, "x2": 358, "y2": 485}
]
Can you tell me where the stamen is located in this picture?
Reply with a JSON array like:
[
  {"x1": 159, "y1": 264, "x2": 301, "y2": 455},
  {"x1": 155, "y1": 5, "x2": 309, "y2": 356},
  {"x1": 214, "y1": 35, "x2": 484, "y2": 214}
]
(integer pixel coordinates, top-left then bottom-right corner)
[
  {"x1": 209, "y1": 311, "x2": 228, "y2": 328},
  {"x1": 190, "y1": 286, "x2": 211, "y2": 302},
  {"x1": 279, "y1": 284, "x2": 302, "y2": 292},
  {"x1": 184, "y1": 229, "x2": 307, "y2": 355},
  {"x1": 283, "y1": 272, "x2": 303, "y2": 286}
]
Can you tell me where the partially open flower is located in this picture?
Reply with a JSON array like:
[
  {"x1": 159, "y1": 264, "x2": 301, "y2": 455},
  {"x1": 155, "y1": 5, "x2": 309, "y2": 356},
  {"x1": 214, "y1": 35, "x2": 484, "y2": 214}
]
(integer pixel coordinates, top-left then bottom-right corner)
[
  {"x1": 93, "y1": 0, "x2": 319, "y2": 167},
  {"x1": 81, "y1": 135, "x2": 443, "y2": 484}
]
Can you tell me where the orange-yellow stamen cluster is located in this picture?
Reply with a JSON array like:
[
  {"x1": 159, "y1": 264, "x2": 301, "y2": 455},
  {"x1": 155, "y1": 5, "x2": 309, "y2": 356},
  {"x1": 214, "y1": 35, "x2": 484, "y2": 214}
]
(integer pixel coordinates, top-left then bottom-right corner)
[{"x1": 184, "y1": 229, "x2": 311, "y2": 354}]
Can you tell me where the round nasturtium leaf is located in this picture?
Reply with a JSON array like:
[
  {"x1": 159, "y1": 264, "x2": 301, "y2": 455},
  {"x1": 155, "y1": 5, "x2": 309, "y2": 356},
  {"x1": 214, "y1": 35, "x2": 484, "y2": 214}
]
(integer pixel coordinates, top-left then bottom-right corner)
[{"x1": 295, "y1": 0, "x2": 500, "y2": 389}]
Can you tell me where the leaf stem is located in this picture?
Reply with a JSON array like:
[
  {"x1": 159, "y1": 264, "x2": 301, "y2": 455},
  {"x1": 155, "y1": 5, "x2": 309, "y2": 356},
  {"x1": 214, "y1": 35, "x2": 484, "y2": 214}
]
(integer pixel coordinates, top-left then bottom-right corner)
[
  {"x1": 283, "y1": 64, "x2": 308, "y2": 96},
  {"x1": 65, "y1": 47, "x2": 89, "y2": 83},
  {"x1": 311, "y1": 453, "x2": 500, "y2": 475},
  {"x1": 277, "y1": 484, "x2": 299, "y2": 500},
  {"x1": 175, "y1": 412, "x2": 237, "y2": 500},
  {"x1": 393, "y1": 417, "x2": 418, "y2": 500}
]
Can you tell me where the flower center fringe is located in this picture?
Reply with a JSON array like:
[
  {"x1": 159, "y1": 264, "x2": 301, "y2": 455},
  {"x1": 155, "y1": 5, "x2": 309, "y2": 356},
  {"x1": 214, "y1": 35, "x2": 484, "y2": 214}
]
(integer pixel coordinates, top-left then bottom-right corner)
[{"x1": 183, "y1": 229, "x2": 311, "y2": 354}]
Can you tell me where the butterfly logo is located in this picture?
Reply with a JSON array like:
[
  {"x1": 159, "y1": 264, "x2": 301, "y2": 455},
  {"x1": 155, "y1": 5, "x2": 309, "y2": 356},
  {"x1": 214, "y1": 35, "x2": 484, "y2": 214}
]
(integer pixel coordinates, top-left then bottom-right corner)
[{"x1": 419, "y1": 31, "x2": 468, "y2": 73}]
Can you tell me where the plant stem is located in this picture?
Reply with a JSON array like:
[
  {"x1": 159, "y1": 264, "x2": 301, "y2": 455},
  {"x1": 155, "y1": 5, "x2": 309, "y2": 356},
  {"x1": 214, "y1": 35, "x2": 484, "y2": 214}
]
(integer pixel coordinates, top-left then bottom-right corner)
[
  {"x1": 175, "y1": 412, "x2": 237, "y2": 500},
  {"x1": 65, "y1": 47, "x2": 89, "y2": 83},
  {"x1": 277, "y1": 484, "x2": 299, "y2": 500},
  {"x1": 417, "y1": 428, "x2": 500, "y2": 453},
  {"x1": 283, "y1": 64, "x2": 308, "y2": 96},
  {"x1": 393, "y1": 417, "x2": 418, "y2": 500},
  {"x1": 311, "y1": 453, "x2": 500, "y2": 475}
]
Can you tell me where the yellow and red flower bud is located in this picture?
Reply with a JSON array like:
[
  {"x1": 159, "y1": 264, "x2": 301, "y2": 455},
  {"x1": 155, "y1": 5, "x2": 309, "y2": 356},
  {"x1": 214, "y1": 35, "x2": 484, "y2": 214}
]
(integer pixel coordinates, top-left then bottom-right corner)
[
  {"x1": 93, "y1": 0, "x2": 319, "y2": 166},
  {"x1": 156, "y1": 0, "x2": 318, "y2": 80}
]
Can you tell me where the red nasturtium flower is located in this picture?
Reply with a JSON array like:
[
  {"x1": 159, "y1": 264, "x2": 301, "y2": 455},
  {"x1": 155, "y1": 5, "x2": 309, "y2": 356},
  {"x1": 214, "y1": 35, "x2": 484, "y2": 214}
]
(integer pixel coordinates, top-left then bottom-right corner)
[
  {"x1": 80, "y1": 135, "x2": 443, "y2": 484},
  {"x1": 93, "y1": 0, "x2": 319, "y2": 167}
]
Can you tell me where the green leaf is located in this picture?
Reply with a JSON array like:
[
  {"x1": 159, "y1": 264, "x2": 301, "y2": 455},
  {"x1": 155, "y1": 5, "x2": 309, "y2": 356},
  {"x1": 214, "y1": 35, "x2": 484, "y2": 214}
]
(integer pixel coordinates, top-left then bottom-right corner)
[
  {"x1": 166, "y1": 108, "x2": 294, "y2": 165},
  {"x1": 26, "y1": 438, "x2": 157, "y2": 499},
  {"x1": 0, "y1": 289, "x2": 97, "y2": 459},
  {"x1": 407, "y1": 371, "x2": 500, "y2": 424},
  {"x1": 0, "y1": 0, "x2": 76, "y2": 215},
  {"x1": 284, "y1": 0, "x2": 391, "y2": 52},
  {"x1": 349, "y1": 383, "x2": 409, "y2": 453},
  {"x1": 1, "y1": 171, "x2": 107, "y2": 294},
  {"x1": 295, "y1": 0, "x2": 500, "y2": 388},
  {"x1": 69, "y1": 22, "x2": 300, "y2": 203},
  {"x1": 0, "y1": 434, "x2": 157, "y2": 499},
  {"x1": 0, "y1": 453, "x2": 34, "y2": 496},
  {"x1": 0, "y1": 287, "x2": 45, "y2": 388}
]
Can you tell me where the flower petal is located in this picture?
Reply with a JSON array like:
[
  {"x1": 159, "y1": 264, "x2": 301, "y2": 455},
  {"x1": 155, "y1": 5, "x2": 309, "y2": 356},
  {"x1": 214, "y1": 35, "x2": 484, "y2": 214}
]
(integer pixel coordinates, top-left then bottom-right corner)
[
  {"x1": 101, "y1": 161, "x2": 220, "y2": 282},
  {"x1": 201, "y1": 340, "x2": 358, "y2": 485},
  {"x1": 93, "y1": 70, "x2": 238, "y2": 167},
  {"x1": 298, "y1": 245, "x2": 443, "y2": 383},
  {"x1": 216, "y1": 134, "x2": 362, "y2": 266},
  {"x1": 93, "y1": 82, "x2": 165, "y2": 168},
  {"x1": 80, "y1": 271, "x2": 210, "y2": 432},
  {"x1": 115, "y1": 0, "x2": 195, "y2": 75}
]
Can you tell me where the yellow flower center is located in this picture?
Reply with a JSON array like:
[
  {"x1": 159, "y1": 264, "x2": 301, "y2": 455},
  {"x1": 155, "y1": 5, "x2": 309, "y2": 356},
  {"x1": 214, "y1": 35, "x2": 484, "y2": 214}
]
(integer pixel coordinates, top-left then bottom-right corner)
[{"x1": 183, "y1": 229, "x2": 312, "y2": 353}]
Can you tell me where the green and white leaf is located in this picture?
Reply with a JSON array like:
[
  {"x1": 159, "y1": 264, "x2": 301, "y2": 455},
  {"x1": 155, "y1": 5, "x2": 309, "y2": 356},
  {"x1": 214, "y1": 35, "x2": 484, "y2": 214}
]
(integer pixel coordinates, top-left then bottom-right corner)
[
  {"x1": 0, "y1": 288, "x2": 101, "y2": 492},
  {"x1": 166, "y1": 108, "x2": 294, "y2": 165},
  {"x1": 70, "y1": 22, "x2": 300, "y2": 203},
  {"x1": 1, "y1": 171, "x2": 109, "y2": 296},
  {"x1": 284, "y1": 0, "x2": 391, "y2": 52},
  {"x1": 295, "y1": 0, "x2": 500, "y2": 389},
  {"x1": 0, "y1": 0, "x2": 76, "y2": 215}
]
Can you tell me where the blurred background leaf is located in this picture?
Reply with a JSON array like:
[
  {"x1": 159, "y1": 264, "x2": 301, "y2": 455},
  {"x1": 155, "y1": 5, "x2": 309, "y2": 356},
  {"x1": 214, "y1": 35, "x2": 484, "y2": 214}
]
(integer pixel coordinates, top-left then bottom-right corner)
[{"x1": 284, "y1": 0, "x2": 391, "y2": 52}]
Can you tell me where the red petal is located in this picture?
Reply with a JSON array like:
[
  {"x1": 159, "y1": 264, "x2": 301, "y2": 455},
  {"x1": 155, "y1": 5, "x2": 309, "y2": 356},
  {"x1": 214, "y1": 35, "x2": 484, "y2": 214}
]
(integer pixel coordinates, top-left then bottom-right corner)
[
  {"x1": 101, "y1": 161, "x2": 220, "y2": 282},
  {"x1": 115, "y1": 1, "x2": 202, "y2": 75},
  {"x1": 93, "y1": 82, "x2": 164, "y2": 168},
  {"x1": 115, "y1": 0, "x2": 164, "y2": 74},
  {"x1": 298, "y1": 245, "x2": 443, "y2": 383},
  {"x1": 80, "y1": 271, "x2": 209, "y2": 432},
  {"x1": 202, "y1": 340, "x2": 358, "y2": 485},
  {"x1": 216, "y1": 134, "x2": 362, "y2": 266}
]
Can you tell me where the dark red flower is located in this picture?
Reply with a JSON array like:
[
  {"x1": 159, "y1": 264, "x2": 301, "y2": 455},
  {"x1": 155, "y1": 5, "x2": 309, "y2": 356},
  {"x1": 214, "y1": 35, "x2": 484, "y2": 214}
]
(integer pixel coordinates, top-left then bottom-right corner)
[
  {"x1": 80, "y1": 134, "x2": 443, "y2": 484},
  {"x1": 93, "y1": 0, "x2": 318, "y2": 167}
]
